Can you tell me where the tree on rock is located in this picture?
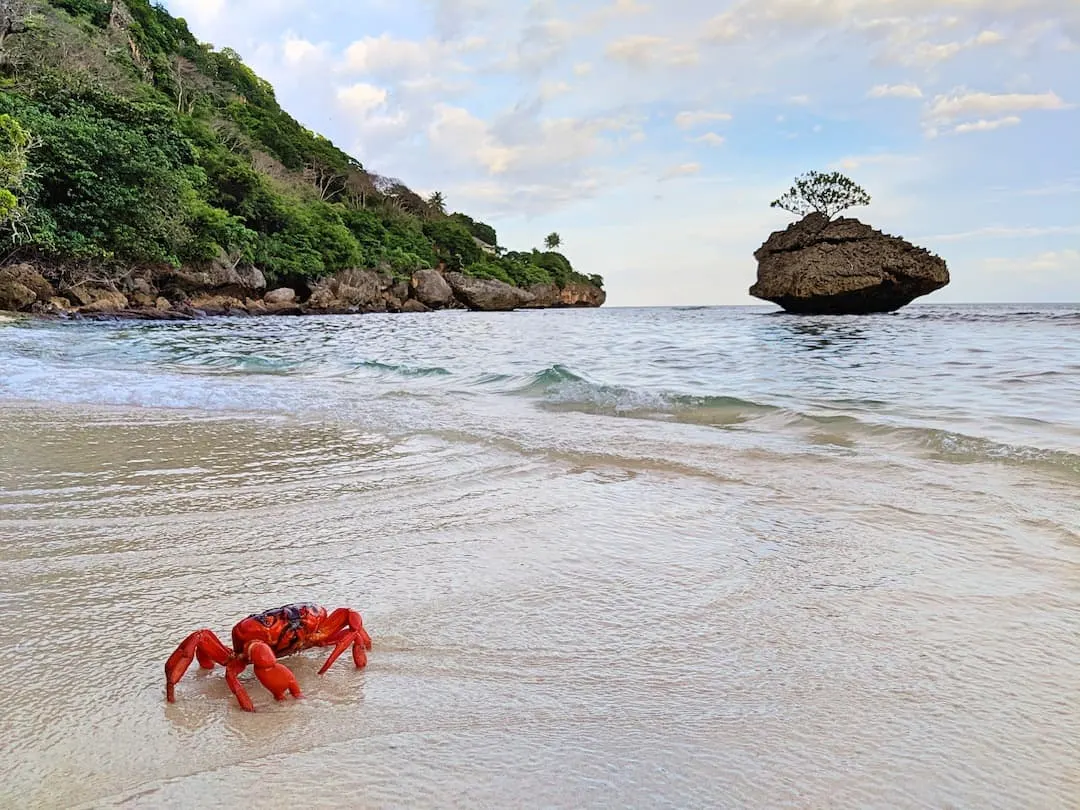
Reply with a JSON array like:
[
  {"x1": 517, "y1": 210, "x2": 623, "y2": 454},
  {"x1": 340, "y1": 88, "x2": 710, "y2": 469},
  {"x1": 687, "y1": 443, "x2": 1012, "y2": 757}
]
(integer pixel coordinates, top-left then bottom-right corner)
[
  {"x1": 544, "y1": 232, "x2": 561, "y2": 250},
  {"x1": 770, "y1": 171, "x2": 870, "y2": 220}
]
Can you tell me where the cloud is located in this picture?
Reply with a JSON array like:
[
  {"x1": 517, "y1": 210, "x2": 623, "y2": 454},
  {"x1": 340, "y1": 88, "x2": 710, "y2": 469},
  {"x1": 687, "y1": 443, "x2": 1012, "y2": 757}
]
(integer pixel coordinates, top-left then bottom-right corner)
[
  {"x1": 343, "y1": 34, "x2": 445, "y2": 78},
  {"x1": 692, "y1": 133, "x2": 726, "y2": 147},
  {"x1": 282, "y1": 36, "x2": 329, "y2": 68},
  {"x1": 674, "y1": 111, "x2": 732, "y2": 129},
  {"x1": 336, "y1": 82, "x2": 389, "y2": 115},
  {"x1": 605, "y1": 35, "x2": 699, "y2": 67},
  {"x1": 953, "y1": 116, "x2": 1022, "y2": 133},
  {"x1": 927, "y1": 90, "x2": 1071, "y2": 121},
  {"x1": 923, "y1": 90, "x2": 1072, "y2": 135},
  {"x1": 927, "y1": 225, "x2": 1080, "y2": 242},
  {"x1": 829, "y1": 153, "x2": 919, "y2": 171},
  {"x1": 982, "y1": 249, "x2": 1080, "y2": 274},
  {"x1": 868, "y1": 83, "x2": 923, "y2": 99},
  {"x1": 660, "y1": 163, "x2": 701, "y2": 180},
  {"x1": 169, "y1": 0, "x2": 224, "y2": 25}
]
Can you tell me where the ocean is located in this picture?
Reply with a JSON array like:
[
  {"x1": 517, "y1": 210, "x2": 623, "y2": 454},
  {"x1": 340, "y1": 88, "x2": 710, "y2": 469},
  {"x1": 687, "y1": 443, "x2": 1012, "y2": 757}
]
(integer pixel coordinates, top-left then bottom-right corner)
[{"x1": 1, "y1": 304, "x2": 1078, "y2": 808}]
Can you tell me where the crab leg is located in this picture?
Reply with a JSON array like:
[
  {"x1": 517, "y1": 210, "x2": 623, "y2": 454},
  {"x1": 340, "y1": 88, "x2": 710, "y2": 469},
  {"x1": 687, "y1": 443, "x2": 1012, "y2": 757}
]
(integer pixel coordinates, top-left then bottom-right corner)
[
  {"x1": 317, "y1": 608, "x2": 371, "y2": 674},
  {"x1": 165, "y1": 629, "x2": 234, "y2": 703},
  {"x1": 224, "y1": 658, "x2": 256, "y2": 712}
]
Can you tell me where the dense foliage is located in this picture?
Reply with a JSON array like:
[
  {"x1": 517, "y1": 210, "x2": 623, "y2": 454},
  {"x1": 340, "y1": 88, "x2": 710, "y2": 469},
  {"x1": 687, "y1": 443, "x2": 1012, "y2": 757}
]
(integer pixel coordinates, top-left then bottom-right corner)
[
  {"x1": 770, "y1": 171, "x2": 871, "y2": 220},
  {"x1": 0, "y1": 0, "x2": 602, "y2": 289}
]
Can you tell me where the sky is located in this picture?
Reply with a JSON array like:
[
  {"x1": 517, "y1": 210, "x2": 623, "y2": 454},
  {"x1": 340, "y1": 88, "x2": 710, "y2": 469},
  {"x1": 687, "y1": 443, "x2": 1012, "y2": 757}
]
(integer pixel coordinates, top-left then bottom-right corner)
[{"x1": 162, "y1": 0, "x2": 1080, "y2": 306}]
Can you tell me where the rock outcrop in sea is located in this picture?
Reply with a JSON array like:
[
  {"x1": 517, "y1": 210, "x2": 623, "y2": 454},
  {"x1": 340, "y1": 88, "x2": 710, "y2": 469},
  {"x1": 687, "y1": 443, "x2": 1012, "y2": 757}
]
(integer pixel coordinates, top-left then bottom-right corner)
[
  {"x1": 749, "y1": 212, "x2": 949, "y2": 314},
  {"x1": 0, "y1": 261, "x2": 606, "y2": 319}
]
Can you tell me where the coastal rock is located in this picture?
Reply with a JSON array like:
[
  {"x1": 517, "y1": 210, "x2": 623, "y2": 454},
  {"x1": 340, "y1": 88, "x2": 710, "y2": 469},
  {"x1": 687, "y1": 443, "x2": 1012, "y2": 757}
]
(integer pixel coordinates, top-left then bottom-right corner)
[
  {"x1": 390, "y1": 279, "x2": 410, "y2": 304},
  {"x1": 559, "y1": 281, "x2": 606, "y2": 308},
  {"x1": 0, "y1": 264, "x2": 54, "y2": 308},
  {"x1": 0, "y1": 280, "x2": 37, "y2": 311},
  {"x1": 401, "y1": 299, "x2": 430, "y2": 313},
  {"x1": 445, "y1": 272, "x2": 535, "y2": 311},
  {"x1": 524, "y1": 282, "x2": 607, "y2": 308},
  {"x1": 156, "y1": 258, "x2": 266, "y2": 299},
  {"x1": 411, "y1": 269, "x2": 454, "y2": 308},
  {"x1": 71, "y1": 288, "x2": 129, "y2": 313},
  {"x1": 749, "y1": 212, "x2": 949, "y2": 314},
  {"x1": 155, "y1": 296, "x2": 172, "y2": 311},
  {"x1": 188, "y1": 293, "x2": 247, "y2": 315},
  {"x1": 305, "y1": 269, "x2": 385, "y2": 313},
  {"x1": 264, "y1": 287, "x2": 297, "y2": 305}
]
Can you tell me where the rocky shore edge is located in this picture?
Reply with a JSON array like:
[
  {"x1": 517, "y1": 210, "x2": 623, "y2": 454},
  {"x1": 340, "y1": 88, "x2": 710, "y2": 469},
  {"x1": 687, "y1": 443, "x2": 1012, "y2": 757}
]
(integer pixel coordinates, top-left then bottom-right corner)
[{"x1": 0, "y1": 262, "x2": 606, "y2": 320}]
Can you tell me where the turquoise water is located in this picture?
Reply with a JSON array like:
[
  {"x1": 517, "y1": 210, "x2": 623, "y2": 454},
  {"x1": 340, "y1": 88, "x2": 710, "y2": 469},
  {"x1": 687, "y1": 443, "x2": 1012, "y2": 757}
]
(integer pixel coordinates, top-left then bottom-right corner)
[
  {"x1": 1, "y1": 304, "x2": 1078, "y2": 808},
  {"x1": 3, "y1": 304, "x2": 1079, "y2": 459}
]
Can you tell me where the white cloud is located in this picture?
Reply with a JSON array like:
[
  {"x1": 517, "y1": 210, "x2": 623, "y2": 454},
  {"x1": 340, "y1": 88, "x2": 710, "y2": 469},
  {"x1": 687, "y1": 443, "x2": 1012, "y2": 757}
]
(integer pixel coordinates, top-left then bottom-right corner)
[
  {"x1": 674, "y1": 110, "x2": 732, "y2": 129},
  {"x1": 983, "y1": 249, "x2": 1080, "y2": 274},
  {"x1": 605, "y1": 35, "x2": 699, "y2": 67},
  {"x1": 692, "y1": 132, "x2": 726, "y2": 147},
  {"x1": 343, "y1": 35, "x2": 445, "y2": 78},
  {"x1": 953, "y1": 116, "x2": 1022, "y2": 133},
  {"x1": 928, "y1": 225, "x2": 1080, "y2": 242},
  {"x1": 660, "y1": 163, "x2": 702, "y2": 180},
  {"x1": 282, "y1": 36, "x2": 328, "y2": 68},
  {"x1": 868, "y1": 83, "x2": 923, "y2": 99},
  {"x1": 336, "y1": 83, "x2": 389, "y2": 116},
  {"x1": 923, "y1": 90, "x2": 1071, "y2": 135},
  {"x1": 927, "y1": 90, "x2": 1071, "y2": 121},
  {"x1": 830, "y1": 153, "x2": 918, "y2": 171},
  {"x1": 170, "y1": 0, "x2": 224, "y2": 25}
]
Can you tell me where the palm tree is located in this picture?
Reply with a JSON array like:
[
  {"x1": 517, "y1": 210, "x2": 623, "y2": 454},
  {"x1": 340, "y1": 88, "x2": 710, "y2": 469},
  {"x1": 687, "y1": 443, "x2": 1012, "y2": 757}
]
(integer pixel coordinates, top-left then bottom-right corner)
[
  {"x1": 427, "y1": 190, "x2": 447, "y2": 216},
  {"x1": 544, "y1": 232, "x2": 561, "y2": 250}
]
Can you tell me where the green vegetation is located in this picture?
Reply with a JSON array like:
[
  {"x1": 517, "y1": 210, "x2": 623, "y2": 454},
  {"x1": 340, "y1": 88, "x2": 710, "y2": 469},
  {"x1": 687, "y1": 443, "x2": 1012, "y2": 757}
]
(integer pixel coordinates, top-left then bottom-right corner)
[
  {"x1": 770, "y1": 171, "x2": 871, "y2": 220},
  {"x1": 544, "y1": 232, "x2": 561, "y2": 250},
  {"x1": 0, "y1": 0, "x2": 601, "y2": 290},
  {"x1": 0, "y1": 113, "x2": 31, "y2": 223}
]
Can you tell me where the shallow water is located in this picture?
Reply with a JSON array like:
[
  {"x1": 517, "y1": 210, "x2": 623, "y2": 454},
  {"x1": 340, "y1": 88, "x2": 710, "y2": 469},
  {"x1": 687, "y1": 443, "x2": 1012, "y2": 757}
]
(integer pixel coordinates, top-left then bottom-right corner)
[{"x1": 1, "y1": 304, "x2": 1078, "y2": 809}]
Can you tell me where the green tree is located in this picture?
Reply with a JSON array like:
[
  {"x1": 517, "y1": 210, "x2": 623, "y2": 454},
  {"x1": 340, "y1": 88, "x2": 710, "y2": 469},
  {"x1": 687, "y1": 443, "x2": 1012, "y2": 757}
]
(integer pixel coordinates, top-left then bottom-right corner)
[
  {"x1": 0, "y1": 113, "x2": 31, "y2": 223},
  {"x1": 770, "y1": 170, "x2": 870, "y2": 219},
  {"x1": 544, "y1": 231, "x2": 561, "y2": 250},
  {"x1": 427, "y1": 190, "x2": 446, "y2": 216}
]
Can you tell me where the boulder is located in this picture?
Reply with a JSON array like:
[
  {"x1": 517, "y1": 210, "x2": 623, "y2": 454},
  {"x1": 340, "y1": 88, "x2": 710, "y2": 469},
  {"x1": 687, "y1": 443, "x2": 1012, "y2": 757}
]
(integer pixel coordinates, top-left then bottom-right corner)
[
  {"x1": 445, "y1": 272, "x2": 535, "y2": 311},
  {"x1": 411, "y1": 268, "x2": 454, "y2": 308},
  {"x1": 264, "y1": 287, "x2": 297, "y2": 305},
  {"x1": 0, "y1": 264, "x2": 54, "y2": 307},
  {"x1": 187, "y1": 293, "x2": 247, "y2": 315},
  {"x1": 77, "y1": 290, "x2": 129, "y2": 313},
  {"x1": 749, "y1": 212, "x2": 949, "y2": 314},
  {"x1": 0, "y1": 280, "x2": 37, "y2": 311},
  {"x1": 401, "y1": 299, "x2": 430, "y2": 313},
  {"x1": 524, "y1": 281, "x2": 606, "y2": 308},
  {"x1": 305, "y1": 269, "x2": 385, "y2": 313},
  {"x1": 155, "y1": 255, "x2": 266, "y2": 299}
]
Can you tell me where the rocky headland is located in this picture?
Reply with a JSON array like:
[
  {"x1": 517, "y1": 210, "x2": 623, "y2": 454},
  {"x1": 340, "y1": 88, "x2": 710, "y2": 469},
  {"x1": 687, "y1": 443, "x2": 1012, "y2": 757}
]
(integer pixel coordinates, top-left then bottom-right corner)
[
  {"x1": 749, "y1": 212, "x2": 949, "y2": 314},
  {"x1": 0, "y1": 261, "x2": 606, "y2": 320}
]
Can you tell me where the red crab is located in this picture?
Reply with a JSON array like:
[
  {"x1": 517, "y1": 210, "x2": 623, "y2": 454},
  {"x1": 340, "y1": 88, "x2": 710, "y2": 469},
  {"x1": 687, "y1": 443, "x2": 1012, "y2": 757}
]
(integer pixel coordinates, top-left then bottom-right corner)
[{"x1": 164, "y1": 603, "x2": 372, "y2": 712}]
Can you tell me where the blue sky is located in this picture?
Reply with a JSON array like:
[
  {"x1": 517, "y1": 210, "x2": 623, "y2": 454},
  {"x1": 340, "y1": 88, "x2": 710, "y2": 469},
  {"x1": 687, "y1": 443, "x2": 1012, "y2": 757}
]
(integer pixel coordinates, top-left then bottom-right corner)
[{"x1": 163, "y1": 0, "x2": 1080, "y2": 305}]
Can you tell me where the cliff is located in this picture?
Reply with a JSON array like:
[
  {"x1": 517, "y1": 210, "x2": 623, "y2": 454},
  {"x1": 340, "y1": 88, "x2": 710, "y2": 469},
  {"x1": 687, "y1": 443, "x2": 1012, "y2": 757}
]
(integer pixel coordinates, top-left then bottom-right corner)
[
  {"x1": 0, "y1": 0, "x2": 604, "y2": 312},
  {"x1": 749, "y1": 213, "x2": 949, "y2": 314}
]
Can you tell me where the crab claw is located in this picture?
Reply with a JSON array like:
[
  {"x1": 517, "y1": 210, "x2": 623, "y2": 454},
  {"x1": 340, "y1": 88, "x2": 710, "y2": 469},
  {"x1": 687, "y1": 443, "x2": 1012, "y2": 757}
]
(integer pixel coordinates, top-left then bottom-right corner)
[{"x1": 248, "y1": 641, "x2": 303, "y2": 702}]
